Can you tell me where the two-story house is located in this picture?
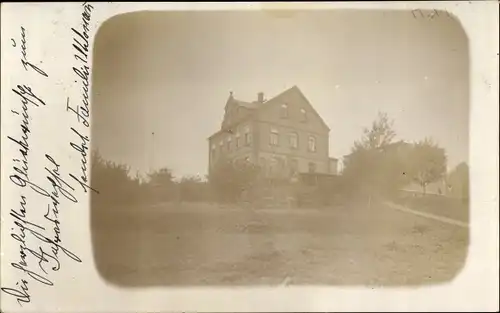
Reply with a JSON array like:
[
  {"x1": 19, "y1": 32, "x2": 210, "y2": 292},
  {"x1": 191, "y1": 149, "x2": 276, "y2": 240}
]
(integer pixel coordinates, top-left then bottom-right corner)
[{"x1": 208, "y1": 86, "x2": 338, "y2": 179}]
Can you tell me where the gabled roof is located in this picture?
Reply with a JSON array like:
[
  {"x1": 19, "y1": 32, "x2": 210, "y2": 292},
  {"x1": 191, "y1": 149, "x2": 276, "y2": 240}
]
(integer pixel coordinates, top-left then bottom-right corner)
[
  {"x1": 210, "y1": 85, "x2": 331, "y2": 139},
  {"x1": 225, "y1": 92, "x2": 260, "y2": 110},
  {"x1": 234, "y1": 100, "x2": 259, "y2": 109},
  {"x1": 263, "y1": 85, "x2": 330, "y2": 132}
]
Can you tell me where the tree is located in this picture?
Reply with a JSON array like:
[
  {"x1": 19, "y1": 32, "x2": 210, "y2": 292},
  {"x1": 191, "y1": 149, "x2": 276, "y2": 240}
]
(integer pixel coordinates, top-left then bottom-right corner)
[
  {"x1": 353, "y1": 111, "x2": 396, "y2": 151},
  {"x1": 146, "y1": 167, "x2": 176, "y2": 202},
  {"x1": 178, "y1": 175, "x2": 209, "y2": 202},
  {"x1": 147, "y1": 168, "x2": 174, "y2": 186},
  {"x1": 342, "y1": 111, "x2": 398, "y2": 197},
  {"x1": 90, "y1": 150, "x2": 142, "y2": 206},
  {"x1": 447, "y1": 162, "x2": 469, "y2": 200},
  {"x1": 376, "y1": 141, "x2": 415, "y2": 195},
  {"x1": 410, "y1": 138, "x2": 447, "y2": 195}
]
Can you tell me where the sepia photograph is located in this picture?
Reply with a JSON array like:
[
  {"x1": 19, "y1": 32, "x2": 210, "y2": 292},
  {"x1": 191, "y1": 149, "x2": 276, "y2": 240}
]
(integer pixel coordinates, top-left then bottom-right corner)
[{"x1": 90, "y1": 9, "x2": 470, "y2": 287}]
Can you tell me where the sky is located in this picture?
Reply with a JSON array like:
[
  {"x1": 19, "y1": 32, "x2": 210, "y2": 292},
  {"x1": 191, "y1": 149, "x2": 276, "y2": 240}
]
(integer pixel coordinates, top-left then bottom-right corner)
[{"x1": 91, "y1": 10, "x2": 469, "y2": 179}]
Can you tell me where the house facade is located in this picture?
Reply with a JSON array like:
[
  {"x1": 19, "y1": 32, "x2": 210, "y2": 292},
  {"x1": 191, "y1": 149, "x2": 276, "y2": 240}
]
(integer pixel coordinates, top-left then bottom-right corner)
[{"x1": 208, "y1": 86, "x2": 338, "y2": 179}]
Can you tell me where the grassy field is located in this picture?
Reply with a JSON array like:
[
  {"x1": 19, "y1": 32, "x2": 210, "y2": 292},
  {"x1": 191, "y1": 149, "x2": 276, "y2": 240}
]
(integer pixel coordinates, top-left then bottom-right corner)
[{"x1": 91, "y1": 199, "x2": 468, "y2": 287}]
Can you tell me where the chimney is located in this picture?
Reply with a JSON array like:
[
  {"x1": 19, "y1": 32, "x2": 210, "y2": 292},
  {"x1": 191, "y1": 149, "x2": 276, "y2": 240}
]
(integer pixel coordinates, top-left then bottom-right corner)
[{"x1": 257, "y1": 92, "x2": 264, "y2": 103}]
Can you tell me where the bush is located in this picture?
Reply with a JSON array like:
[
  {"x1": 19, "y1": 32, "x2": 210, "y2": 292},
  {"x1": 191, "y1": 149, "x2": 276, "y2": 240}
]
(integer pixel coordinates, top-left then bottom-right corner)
[
  {"x1": 90, "y1": 151, "x2": 143, "y2": 207},
  {"x1": 208, "y1": 158, "x2": 261, "y2": 203},
  {"x1": 178, "y1": 175, "x2": 211, "y2": 202}
]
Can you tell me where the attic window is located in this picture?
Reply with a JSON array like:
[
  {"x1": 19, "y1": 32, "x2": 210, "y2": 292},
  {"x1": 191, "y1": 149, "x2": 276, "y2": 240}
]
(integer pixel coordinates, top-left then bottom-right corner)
[
  {"x1": 300, "y1": 108, "x2": 307, "y2": 122},
  {"x1": 280, "y1": 103, "x2": 288, "y2": 118}
]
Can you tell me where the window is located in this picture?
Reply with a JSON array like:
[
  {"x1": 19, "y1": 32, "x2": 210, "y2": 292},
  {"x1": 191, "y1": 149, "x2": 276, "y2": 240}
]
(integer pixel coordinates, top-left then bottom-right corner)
[
  {"x1": 280, "y1": 103, "x2": 288, "y2": 118},
  {"x1": 300, "y1": 108, "x2": 307, "y2": 122},
  {"x1": 211, "y1": 144, "x2": 216, "y2": 160},
  {"x1": 236, "y1": 132, "x2": 241, "y2": 149},
  {"x1": 308, "y1": 162, "x2": 316, "y2": 173},
  {"x1": 227, "y1": 137, "x2": 232, "y2": 152},
  {"x1": 289, "y1": 132, "x2": 298, "y2": 149},
  {"x1": 244, "y1": 126, "x2": 252, "y2": 146},
  {"x1": 308, "y1": 135, "x2": 316, "y2": 152},
  {"x1": 270, "y1": 127, "x2": 279, "y2": 146},
  {"x1": 219, "y1": 140, "x2": 224, "y2": 153}
]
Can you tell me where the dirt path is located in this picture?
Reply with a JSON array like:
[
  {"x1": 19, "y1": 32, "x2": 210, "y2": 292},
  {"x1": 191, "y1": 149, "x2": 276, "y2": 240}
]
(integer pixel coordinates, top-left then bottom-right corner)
[{"x1": 385, "y1": 201, "x2": 469, "y2": 228}]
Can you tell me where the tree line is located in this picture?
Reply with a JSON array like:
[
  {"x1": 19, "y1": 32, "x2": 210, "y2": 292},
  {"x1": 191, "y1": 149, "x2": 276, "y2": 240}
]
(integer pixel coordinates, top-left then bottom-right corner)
[
  {"x1": 341, "y1": 112, "x2": 468, "y2": 200},
  {"x1": 90, "y1": 150, "x2": 262, "y2": 207},
  {"x1": 90, "y1": 112, "x2": 469, "y2": 208}
]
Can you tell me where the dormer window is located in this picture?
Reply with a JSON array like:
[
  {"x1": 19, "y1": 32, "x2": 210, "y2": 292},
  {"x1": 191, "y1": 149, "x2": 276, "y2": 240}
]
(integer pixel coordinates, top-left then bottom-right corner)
[
  {"x1": 227, "y1": 137, "x2": 232, "y2": 152},
  {"x1": 280, "y1": 103, "x2": 289, "y2": 118},
  {"x1": 300, "y1": 108, "x2": 307, "y2": 122}
]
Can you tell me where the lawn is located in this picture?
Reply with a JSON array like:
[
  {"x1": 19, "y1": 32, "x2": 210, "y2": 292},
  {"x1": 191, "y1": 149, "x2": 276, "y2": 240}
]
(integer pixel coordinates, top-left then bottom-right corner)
[{"x1": 91, "y1": 200, "x2": 468, "y2": 287}]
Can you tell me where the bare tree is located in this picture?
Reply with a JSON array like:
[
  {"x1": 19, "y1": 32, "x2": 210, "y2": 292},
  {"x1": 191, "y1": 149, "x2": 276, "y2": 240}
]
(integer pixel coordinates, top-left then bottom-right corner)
[{"x1": 353, "y1": 111, "x2": 396, "y2": 151}]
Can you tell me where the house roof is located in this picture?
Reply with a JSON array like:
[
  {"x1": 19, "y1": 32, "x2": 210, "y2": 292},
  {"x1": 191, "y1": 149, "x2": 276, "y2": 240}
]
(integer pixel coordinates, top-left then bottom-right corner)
[
  {"x1": 209, "y1": 85, "x2": 330, "y2": 139},
  {"x1": 265, "y1": 85, "x2": 330, "y2": 132},
  {"x1": 234, "y1": 100, "x2": 259, "y2": 109}
]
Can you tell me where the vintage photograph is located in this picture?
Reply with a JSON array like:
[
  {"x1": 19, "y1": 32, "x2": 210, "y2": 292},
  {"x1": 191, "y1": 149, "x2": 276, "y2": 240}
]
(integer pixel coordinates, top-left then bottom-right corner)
[{"x1": 90, "y1": 10, "x2": 469, "y2": 286}]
